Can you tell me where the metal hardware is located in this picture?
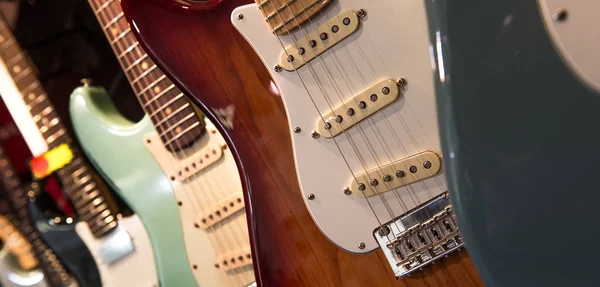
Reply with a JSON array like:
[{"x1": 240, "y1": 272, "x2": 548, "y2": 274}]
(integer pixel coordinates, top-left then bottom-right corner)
[
  {"x1": 236, "y1": 14, "x2": 244, "y2": 20},
  {"x1": 307, "y1": 193, "x2": 315, "y2": 200},
  {"x1": 195, "y1": 193, "x2": 245, "y2": 230},
  {"x1": 311, "y1": 131, "x2": 320, "y2": 138},
  {"x1": 374, "y1": 192, "x2": 464, "y2": 279},
  {"x1": 358, "y1": 242, "x2": 366, "y2": 249},
  {"x1": 343, "y1": 187, "x2": 352, "y2": 195},
  {"x1": 274, "y1": 65, "x2": 283, "y2": 72},
  {"x1": 80, "y1": 78, "x2": 92, "y2": 87},
  {"x1": 357, "y1": 9, "x2": 366, "y2": 18},
  {"x1": 553, "y1": 8, "x2": 568, "y2": 22},
  {"x1": 294, "y1": 127, "x2": 301, "y2": 133},
  {"x1": 397, "y1": 78, "x2": 407, "y2": 87}
]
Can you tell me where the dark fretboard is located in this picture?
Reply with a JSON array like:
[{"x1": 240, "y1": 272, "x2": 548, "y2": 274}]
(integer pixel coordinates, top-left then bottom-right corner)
[
  {"x1": 89, "y1": 0, "x2": 205, "y2": 151},
  {"x1": 0, "y1": 16, "x2": 118, "y2": 238},
  {"x1": 0, "y1": 146, "x2": 74, "y2": 287}
]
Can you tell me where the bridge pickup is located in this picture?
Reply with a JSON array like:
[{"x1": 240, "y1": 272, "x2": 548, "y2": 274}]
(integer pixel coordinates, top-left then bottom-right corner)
[
  {"x1": 349, "y1": 151, "x2": 441, "y2": 198},
  {"x1": 279, "y1": 9, "x2": 360, "y2": 71},
  {"x1": 375, "y1": 193, "x2": 464, "y2": 279},
  {"x1": 169, "y1": 144, "x2": 223, "y2": 182},
  {"x1": 213, "y1": 247, "x2": 253, "y2": 272},
  {"x1": 317, "y1": 79, "x2": 400, "y2": 138},
  {"x1": 195, "y1": 193, "x2": 245, "y2": 230}
]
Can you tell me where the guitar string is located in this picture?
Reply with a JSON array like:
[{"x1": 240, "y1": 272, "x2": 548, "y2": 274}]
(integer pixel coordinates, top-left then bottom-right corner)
[
  {"x1": 91, "y1": 1, "x2": 248, "y2": 285},
  {"x1": 269, "y1": 0, "x2": 444, "y2": 237},
  {"x1": 308, "y1": 4, "x2": 443, "y2": 215},
  {"x1": 264, "y1": 0, "x2": 407, "y2": 240},
  {"x1": 92, "y1": 3, "x2": 246, "y2": 286},
  {"x1": 289, "y1": 3, "x2": 428, "y2": 216}
]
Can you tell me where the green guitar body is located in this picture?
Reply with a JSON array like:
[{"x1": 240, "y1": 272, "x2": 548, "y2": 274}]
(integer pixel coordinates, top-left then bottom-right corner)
[{"x1": 69, "y1": 86, "x2": 197, "y2": 287}]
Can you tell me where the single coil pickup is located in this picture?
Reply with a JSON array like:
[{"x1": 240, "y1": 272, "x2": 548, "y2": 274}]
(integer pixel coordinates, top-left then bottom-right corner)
[
  {"x1": 350, "y1": 151, "x2": 441, "y2": 198},
  {"x1": 168, "y1": 144, "x2": 223, "y2": 182},
  {"x1": 0, "y1": 216, "x2": 38, "y2": 270},
  {"x1": 213, "y1": 247, "x2": 253, "y2": 272},
  {"x1": 279, "y1": 9, "x2": 360, "y2": 71},
  {"x1": 316, "y1": 79, "x2": 400, "y2": 139},
  {"x1": 195, "y1": 193, "x2": 245, "y2": 230}
]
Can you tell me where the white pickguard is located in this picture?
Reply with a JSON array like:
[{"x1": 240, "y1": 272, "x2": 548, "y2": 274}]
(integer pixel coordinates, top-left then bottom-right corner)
[
  {"x1": 538, "y1": 0, "x2": 600, "y2": 94},
  {"x1": 233, "y1": 1, "x2": 446, "y2": 253},
  {"x1": 75, "y1": 215, "x2": 158, "y2": 287},
  {"x1": 144, "y1": 119, "x2": 255, "y2": 287},
  {"x1": 0, "y1": 248, "x2": 48, "y2": 287}
]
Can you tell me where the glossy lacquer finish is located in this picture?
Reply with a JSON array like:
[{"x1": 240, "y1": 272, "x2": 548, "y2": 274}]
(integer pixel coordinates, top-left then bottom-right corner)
[
  {"x1": 428, "y1": 1, "x2": 600, "y2": 286},
  {"x1": 69, "y1": 86, "x2": 197, "y2": 286},
  {"x1": 122, "y1": 1, "x2": 482, "y2": 286}
]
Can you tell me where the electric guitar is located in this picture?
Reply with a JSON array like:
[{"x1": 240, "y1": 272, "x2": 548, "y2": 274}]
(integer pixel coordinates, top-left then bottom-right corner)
[
  {"x1": 0, "y1": 208, "x2": 47, "y2": 287},
  {"x1": 428, "y1": 1, "x2": 600, "y2": 286},
  {"x1": 121, "y1": 0, "x2": 484, "y2": 285},
  {"x1": 69, "y1": 1, "x2": 257, "y2": 286},
  {"x1": 0, "y1": 13, "x2": 155, "y2": 287}
]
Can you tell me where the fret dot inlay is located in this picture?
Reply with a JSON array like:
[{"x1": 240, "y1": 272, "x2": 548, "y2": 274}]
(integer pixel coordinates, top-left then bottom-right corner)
[
  {"x1": 0, "y1": 35, "x2": 4, "y2": 42},
  {"x1": 13, "y1": 66, "x2": 21, "y2": 73},
  {"x1": 28, "y1": 93, "x2": 35, "y2": 100},
  {"x1": 165, "y1": 107, "x2": 172, "y2": 114},
  {"x1": 141, "y1": 62, "x2": 148, "y2": 70},
  {"x1": 111, "y1": 28, "x2": 119, "y2": 36},
  {"x1": 175, "y1": 127, "x2": 182, "y2": 133},
  {"x1": 153, "y1": 86, "x2": 161, "y2": 93}
]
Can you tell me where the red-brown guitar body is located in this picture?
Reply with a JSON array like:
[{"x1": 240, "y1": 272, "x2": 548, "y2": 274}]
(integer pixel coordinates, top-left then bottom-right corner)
[{"x1": 121, "y1": 1, "x2": 482, "y2": 285}]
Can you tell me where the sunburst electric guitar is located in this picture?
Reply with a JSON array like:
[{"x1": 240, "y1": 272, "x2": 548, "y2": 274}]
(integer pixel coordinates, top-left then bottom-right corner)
[
  {"x1": 120, "y1": 0, "x2": 485, "y2": 285},
  {"x1": 68, "y1": 0, "x2": 256, "y2": 286},
  {"x1": 0, "y1": 13, "x2": 157, "y2": 287}
]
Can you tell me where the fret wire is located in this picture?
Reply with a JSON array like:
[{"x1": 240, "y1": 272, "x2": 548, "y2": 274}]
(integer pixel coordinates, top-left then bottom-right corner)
[
  {"x1": 21, "y1": 81, "x2": 40, "y2": 95},
  {"x1": 5, "y1": 51, "x2": 23, "y2": 65},
  {"x1": 102, "y1": 12, "x2": 124, "y2": 30},
  {"x1": 149, "y1": 92, "x2": 183, "y2": 116},
  {"x1": 0, "y1": 37, "x2": 14, "y2": 48},
  {"x1": 272, "y1": 0, "x2": 322, "y2": 33},
  {"x1": 143, "y1": 84, "x2": 176, "y2": 108},
  {"x1": 266, "y1": 0, "x2": 299, "y2": 20},
  {"x1": 155, "y1": 103, "x2": 190, "y2": 126},
  {"x1": 164, "y1": 122, "x2": 201, "y2": 145},
  {"x1": 46, "y1": 129, "x2": 65, "y2": 144},
  {"x1": 159, "y1": 112, "x2": 195, "y2": 137},
  {"x1": 124, "y1": 54, "x2": 148, "y2": 72},
  {"x1": 117, "y1": 42, "x2": 139, "y2": 59},
  {"x1": 136, "y1": 74, "x2": 166, "y2": 97},
  {"x1": 12, "y1": 67, "x2": 32, "y2": 82},
  {"x1": 131, "y1": 64, "x2": 157, "y2": 84},
  {"x1": 94, "y1": 0, "x2": 115, "y2": 15},
  {"x1": 259, "y1": 0, "x2": 272, "y2": 7},
  {"x1": 110, "y1": 27, "x2": 131, "y2": 45}
]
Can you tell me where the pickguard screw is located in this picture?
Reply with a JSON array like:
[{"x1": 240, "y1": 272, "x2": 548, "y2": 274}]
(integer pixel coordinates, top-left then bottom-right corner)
[
  {"x1": 343, "y1": 187, "x2": 352, "y2": 195},
  {"x1": 294, "y1": 127, "x2": 301, "y2": 133},
  {"x1": 236, "y1": 14, "x2": 244, "y2": 20},
  {"x1": 358, "y1": 242, "x2": 366, "y2": 249},
  {"x1": 397, "y1": 78, "x2": 408, "y2": 87},
  {"x1": 423, "y1": 161, "x2": 432, "y2": 169},
  {"x1": 311, "y1": 131, "x2": 320, "y2": 138},
  {"x1": 553, "y1": 8, "x2": 568, "y2": 22},
  {"x1": 308, "y1": 193, "x2": 315, "y2": 200},
  {"x1": 378, "y1": 226, "x2": 391, "y2": 236},
  {"x1": 274, "y1": 65, "x2": 282, "y2": 72},
  {"x1": 357, "y1": 9, "x2": 367, "y2": 18}
]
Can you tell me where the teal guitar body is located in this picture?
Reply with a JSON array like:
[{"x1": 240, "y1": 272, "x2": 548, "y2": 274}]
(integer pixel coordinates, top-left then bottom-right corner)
[
  {"x1": 427, "y1": 0, "x2": 600, "y2": 286},
  {"x1": 69, "y1": 86, "x2": 197, "y2": 287}
]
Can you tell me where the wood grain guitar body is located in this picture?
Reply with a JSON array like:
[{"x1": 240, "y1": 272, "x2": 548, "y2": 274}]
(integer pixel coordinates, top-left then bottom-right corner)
[{"x1": 121, "y1": 0, "x2": 483, "y2": 285}]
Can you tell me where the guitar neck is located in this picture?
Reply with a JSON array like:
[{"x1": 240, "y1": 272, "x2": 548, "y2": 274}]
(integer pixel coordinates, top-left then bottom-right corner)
[
  {"x1": 0, "y1": 15, "x2": 118, "y2": 238},
  {"x1": 0, "y1": 147, "x2": 74, "y2": 287},
  {"x1": 89, "y1": 0, "x2": 205, "y2": 151}
]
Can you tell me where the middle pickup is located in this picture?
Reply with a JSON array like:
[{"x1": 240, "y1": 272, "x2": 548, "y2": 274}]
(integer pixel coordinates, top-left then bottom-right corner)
[{"x1": 317, "y1": 79, "x2": 400, "y2": 138}]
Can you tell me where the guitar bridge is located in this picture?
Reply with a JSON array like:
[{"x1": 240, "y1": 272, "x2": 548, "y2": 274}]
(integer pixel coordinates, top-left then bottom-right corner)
[{"x1": 374, "y1": 192, "x2": 464, "y2": 279}]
